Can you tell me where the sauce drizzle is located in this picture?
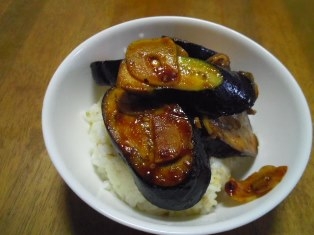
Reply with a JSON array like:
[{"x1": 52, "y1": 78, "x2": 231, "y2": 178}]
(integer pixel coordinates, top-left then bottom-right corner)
[{"x1": 225, "y1": 165, "x2": 288, "y2": 203}]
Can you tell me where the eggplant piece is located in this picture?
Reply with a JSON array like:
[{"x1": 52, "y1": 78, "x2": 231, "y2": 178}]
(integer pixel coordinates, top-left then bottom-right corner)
[
  {"x1": 90, "y1": 37, "x2": 258, "y2": 116},
  {"x1": 201, "y1": 112, "x2": 259, "y2": 157},
  {"x1": 102, "y1": 87, "x2": 211, "y2": 210}
]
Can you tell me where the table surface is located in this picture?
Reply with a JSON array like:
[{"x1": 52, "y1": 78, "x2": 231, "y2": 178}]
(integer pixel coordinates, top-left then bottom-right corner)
[{"x1": 1, "y1": 0, "x2": 313, "y2": 234}]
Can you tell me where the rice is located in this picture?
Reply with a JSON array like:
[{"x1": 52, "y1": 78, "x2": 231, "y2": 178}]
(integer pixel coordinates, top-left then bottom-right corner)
[{"x1": 84, "y1": 99, "x2": 231, "y2": 216}]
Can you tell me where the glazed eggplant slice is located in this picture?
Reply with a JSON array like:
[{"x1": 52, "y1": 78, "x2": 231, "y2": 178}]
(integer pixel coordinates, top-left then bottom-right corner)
[
  {"x1": 90, "y1": 37, "x2": 258, "y2": 116},
  {"x1": 201, "y1": 112, "x2": 258, "y2": 157},
  {"x1": 102, "y1": 87, "x2": 211, "y2": 210},
  {"x1": 90, "y1": 60, "x2": 121, "y2": 86}
]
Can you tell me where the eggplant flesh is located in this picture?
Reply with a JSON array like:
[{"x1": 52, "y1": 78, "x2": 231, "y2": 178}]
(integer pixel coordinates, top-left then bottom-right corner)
[
  {"x1": 102, "y1": 87, "x2": 211, "y2": 210},
  {"x1": 201, "y1": 112, "x2": 258, "y2": 157}
]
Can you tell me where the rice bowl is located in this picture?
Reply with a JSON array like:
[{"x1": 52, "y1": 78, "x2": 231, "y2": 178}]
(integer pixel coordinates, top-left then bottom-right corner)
[{"x1": 42, "y1": 16, "x2": 312, "y2": 234}]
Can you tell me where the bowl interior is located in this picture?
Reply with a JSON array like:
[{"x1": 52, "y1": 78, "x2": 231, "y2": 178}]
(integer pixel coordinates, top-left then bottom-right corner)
[{"x1": 42, "y1": 17, "x2": 312, "y2": 234}]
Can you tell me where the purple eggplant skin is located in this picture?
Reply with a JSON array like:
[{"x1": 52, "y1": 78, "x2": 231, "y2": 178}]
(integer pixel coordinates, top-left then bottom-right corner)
[
  {"x1": 201, "y1": 135, "x2": 242, "y2": 157},
  {"x1": 170, "y1": 36, "x2": 217, "y2": 60},
  {"x1": 132, "y1": 126, "x2": 211, "y2": 211},
  {"x1": 90, "y1": 60, "x2": 121, "y2": 86}
]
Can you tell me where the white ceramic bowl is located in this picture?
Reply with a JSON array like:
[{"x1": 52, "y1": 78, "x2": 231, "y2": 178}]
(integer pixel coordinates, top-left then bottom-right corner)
[{"x1": 42, "y1": 16, "x2": 312, "y2": 234}]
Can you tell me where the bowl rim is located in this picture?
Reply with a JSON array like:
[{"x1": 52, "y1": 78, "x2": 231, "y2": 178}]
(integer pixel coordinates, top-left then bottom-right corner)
[{"x1": 42, "y1": 16, "x2": 313, "y2": 235}]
